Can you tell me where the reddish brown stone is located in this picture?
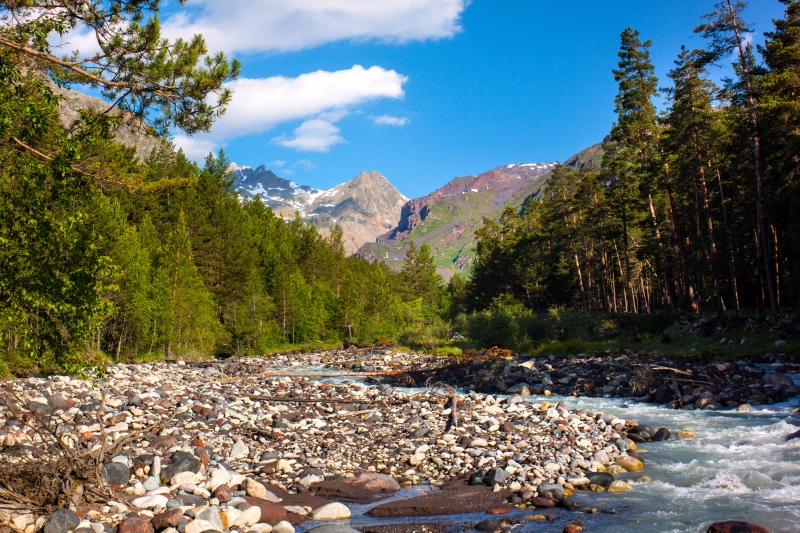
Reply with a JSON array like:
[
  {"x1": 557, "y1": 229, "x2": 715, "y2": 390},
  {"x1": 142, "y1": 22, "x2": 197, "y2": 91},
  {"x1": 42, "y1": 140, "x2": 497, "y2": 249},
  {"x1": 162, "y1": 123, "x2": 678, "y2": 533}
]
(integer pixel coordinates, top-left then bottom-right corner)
[
  {"x1": 486, "y1": 508, "x2": 511, "y2": 515},
  {"x1": 499, "y1": 421, "x2": 515, "y2": 432},
  {"x1": 151, "y1": 509, "x2": 182, "y2": 530},
  {"x1": 365, "y1": 486, "x2": 512, "y2": 517},
  {"x1": 213, "y1": 485, "x2": 233, "y2": 503},
  {"x1": 194, "y1": 446, "x2": 210, "y2": 465},
  {"x1": 149, "y1": 435, "x2": 178, "y2": 450},
  {"x1": 563, "y1": 526, "x2": 583, "y2": 533},
  {"x1": 106, "y1": 413, "x2": 128, "y2": 425},
  {"x1": 532, "y1": 497, "x2": 555, "y2": 508},
  {"x1": 241, "y1": 496, "x2": 287, "y2": 525},
  {"x1": 707, "y1": 522, "x2": 770, "y2": 533},
  {"x1": 118, "y1": 517, "x2": 154, "y2": 533},
  {"x1": 191, "y1": 438, "x2": 205, "y2": 447}
]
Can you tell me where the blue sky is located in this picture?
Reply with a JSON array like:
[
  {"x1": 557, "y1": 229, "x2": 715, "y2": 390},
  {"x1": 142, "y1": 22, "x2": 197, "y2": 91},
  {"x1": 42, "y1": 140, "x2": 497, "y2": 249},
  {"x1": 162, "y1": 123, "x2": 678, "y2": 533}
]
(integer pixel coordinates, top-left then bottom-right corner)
[{"x1": 156, "y1": 0, "x2": 784, "y2": 198}]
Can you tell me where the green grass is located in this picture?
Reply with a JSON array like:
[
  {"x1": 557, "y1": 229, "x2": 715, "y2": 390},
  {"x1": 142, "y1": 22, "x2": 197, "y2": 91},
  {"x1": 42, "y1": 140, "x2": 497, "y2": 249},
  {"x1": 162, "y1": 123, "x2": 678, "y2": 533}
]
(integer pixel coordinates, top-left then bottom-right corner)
[{"x1": 530, "y1": 324, "x2": 799, "y2": 359}]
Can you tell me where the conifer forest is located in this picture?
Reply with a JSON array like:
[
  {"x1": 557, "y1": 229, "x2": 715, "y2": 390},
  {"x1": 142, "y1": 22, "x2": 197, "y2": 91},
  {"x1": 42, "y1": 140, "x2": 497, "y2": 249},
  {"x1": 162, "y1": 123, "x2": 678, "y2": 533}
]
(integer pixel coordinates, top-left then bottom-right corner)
[{"x1": 3, "y1": 1, "x2": 800, "y2": 373}]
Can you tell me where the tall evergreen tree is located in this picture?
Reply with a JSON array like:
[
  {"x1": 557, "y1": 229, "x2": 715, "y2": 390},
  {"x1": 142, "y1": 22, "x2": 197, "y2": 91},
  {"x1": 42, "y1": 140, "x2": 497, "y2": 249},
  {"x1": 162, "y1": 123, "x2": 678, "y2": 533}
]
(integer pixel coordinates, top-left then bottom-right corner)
[
  {"x1": 695, "y1": 0, "x2": 779, "y2": 313},
  {"x1": 664, "y1": 47, "x2": 727, "y2": 315},
  {"x1": 602, "y1": 28, "x2": 662, "y2": 313}
]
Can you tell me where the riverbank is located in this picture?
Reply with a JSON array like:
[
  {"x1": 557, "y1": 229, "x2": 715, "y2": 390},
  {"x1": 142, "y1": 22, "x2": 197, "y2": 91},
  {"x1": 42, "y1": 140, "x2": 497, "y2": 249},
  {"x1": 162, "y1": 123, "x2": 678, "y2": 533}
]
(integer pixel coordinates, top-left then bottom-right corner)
[{"x1": 0, "y1": 352, "x2": 797, "y2": 533}]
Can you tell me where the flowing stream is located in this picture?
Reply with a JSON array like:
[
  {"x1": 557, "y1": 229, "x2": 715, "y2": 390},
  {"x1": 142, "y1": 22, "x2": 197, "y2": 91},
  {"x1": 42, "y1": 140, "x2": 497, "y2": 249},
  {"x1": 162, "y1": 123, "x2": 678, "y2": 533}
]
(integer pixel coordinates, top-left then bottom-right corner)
[{"x1": 275, "y1": 364, "x2": 800, "y2": 533}]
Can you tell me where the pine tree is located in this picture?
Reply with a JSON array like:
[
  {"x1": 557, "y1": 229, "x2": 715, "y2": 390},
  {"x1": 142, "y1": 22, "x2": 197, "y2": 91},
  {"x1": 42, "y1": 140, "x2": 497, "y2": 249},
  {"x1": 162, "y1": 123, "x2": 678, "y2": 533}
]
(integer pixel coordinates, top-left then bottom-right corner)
[
  {"x1": 761, "y1": 0, "x2": 800, "y2": 303},
  {"x1": 664, "y1": 46, "x2": 727, "y2": 314},
  {"x1": 401, "y1": 241, "x2": 442, "y2": 308},
  {"x1": 162, "y1": 211, "x2": 227, "y2": 356},
  {"x1": 695, "y1": 0, "x2": 779, "y2": 313},
  {"x1": 602, "y1": 28, "x2": 661, "y2": 313}
]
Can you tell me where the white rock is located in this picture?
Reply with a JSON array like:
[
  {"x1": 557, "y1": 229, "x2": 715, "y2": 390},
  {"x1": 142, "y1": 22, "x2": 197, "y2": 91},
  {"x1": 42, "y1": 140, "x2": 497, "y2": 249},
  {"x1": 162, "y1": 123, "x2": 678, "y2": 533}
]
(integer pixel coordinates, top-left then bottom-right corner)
[
  {"x1": 311, "y1": 502, "x2": 351, "y2": 520},
  {"x1": 271, "y1": 521, "x2": 294, "y2": 533},
  {"x1": 250, "y1": 525, "x2": 273, "y2": 533},
  {"x1": 170, "y1": 471, "x2": 200, "y2": 487},
  {"x1": 209, "y1": 468, "x2": 233, "y2": 491},
  {"x1": 152, "y1": 456, "x2": 161, "y2": 479},
  {"x1": 185, "y1": 519, "x2": 221, "y2": 533},
  {"x1": 299, "y1": 475, "x2": 322, "y2": 488},
  {"x1": 220, "y1": 508, "x2": 241, "y2": 529},
  {"x1": 242, "y1": 478, "x2": 268, "y2": 499},
  {"x1": 132, "y1": 494, "x2": 169, "y2": 509},
  {"x1": 283, "y1": 506, "x2": 308, "y2": 516},
  {"x1": 233, "y1": 506, "x2": 261, "y2": 527},
  {"x1": 470, "y1": 438, "x2": 488, "y2": 447},
  {"x1": 112, "y1": 455, "x2": 133, "y2": 467},
  {"x1": 409, "y1": 453, "x2": 425, "y2": 466},
  {"x1": 276, "y1": 459, "x2": 293, "y2": 473},
  {"x1": 230, "y1": 440, "x2": 250, "y2": 461}
]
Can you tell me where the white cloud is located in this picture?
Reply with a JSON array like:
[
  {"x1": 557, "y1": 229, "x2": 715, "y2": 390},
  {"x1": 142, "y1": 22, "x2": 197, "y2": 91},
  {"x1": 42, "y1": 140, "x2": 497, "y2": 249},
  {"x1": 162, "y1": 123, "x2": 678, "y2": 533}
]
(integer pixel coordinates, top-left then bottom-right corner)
[
  {"x1": 49, "y1": 29, "x2": 101, "y2": 56},
  {"x1": 163, "y1": 0, "x2": 469, "y2": 55},
  {"x1": 371, "y1": 114, "x2": 410, "y2": 126},
  {"x1": 271, "y1": 160, "x2": 287, "y2": 168},
  {"x1": 175, "y1": 65, "x2": 407, "y2": 157},
  {"x1": 210, "y1": 66, "x2": 407, "y2": 139},
  {"x1": 273, "y1": 119, "x2": 345, "y2": 152}
]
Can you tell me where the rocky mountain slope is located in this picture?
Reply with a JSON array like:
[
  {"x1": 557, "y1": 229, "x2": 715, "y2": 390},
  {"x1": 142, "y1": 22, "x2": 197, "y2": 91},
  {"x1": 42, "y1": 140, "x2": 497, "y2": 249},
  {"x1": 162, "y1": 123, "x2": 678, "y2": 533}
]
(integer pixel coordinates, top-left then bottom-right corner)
[
  {"x1": 563, "y1": 143, "x2": 604, "y2": 171},
  {"x1": 231, "y1": 166, "x2": 407, "y2": 254},
  {"x1": 51, "y1": 83, "x2": 162, "y2": 159},
  {"x1": 357, "y1": 144, "x2": 604, "y2": 279},
  {"x1": 357, "y1": 163, "x2": 556, "y2": 278}
]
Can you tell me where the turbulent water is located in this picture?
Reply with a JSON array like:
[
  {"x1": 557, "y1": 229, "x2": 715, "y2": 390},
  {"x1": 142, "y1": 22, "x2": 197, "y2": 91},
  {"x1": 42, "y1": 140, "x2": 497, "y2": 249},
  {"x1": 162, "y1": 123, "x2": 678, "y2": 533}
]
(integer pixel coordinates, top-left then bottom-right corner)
[{"x1": 277, "y1": 364, "x2": 800, "y2": 533}]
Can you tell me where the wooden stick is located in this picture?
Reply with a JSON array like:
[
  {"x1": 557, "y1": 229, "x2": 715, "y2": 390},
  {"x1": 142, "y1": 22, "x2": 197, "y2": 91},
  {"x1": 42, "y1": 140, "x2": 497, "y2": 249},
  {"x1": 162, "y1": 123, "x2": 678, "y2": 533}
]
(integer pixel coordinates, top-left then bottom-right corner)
[{"x1": 652, "y1": 366, "x2": 695, "y2": 376}]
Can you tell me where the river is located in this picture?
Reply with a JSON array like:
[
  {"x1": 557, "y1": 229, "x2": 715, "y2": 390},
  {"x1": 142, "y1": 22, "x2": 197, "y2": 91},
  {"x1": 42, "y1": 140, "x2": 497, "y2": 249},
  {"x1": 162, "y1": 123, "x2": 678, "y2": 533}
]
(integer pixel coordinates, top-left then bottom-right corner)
[{"x1": 284, "y1": 364, "x2": 800, "y2": 533}]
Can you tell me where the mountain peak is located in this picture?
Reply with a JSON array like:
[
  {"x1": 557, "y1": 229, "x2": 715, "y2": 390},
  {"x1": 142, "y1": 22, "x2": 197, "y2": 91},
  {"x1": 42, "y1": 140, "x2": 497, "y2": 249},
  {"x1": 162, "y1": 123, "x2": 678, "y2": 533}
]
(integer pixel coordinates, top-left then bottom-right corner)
[
  {"x1": 358, "y1": 160, "x2": 559, "y2": 278},
  {"x1": 229, "y1": 164, "x2": 406, "y2": 255}
]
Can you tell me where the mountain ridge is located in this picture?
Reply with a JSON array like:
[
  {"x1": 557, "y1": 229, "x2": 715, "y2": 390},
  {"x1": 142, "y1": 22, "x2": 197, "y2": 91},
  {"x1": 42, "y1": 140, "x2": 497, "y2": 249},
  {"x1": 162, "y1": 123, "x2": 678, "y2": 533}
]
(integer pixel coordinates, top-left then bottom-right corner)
[
  {"x1": 230, "y1": 166, "x2": 407, "y2": 254},
  {"x1": 357, "y1": 162, "x2": 557, "y2": 278},
  {"x1": 357, "y1": 144, "x2": 603, "y2": 279}
]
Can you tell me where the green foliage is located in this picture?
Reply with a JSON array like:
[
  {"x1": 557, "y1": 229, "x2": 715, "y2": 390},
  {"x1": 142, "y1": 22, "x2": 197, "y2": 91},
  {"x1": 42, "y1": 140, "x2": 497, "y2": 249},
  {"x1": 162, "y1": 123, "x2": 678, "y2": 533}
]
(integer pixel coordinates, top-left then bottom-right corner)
[
  {"x1": 468, "y1": 4, "x2": 800, "y2": 324},
  {"x1": 1, "y1": 0, "x2": 240, "y2": 136}
]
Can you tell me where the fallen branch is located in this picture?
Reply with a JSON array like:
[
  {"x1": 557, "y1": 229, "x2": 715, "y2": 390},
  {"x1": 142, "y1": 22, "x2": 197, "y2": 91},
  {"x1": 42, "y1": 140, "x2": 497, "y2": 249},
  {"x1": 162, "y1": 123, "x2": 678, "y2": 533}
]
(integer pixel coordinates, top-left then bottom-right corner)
[{"x1": 652, "y1": 366, "x2": 695, "y2": 376}]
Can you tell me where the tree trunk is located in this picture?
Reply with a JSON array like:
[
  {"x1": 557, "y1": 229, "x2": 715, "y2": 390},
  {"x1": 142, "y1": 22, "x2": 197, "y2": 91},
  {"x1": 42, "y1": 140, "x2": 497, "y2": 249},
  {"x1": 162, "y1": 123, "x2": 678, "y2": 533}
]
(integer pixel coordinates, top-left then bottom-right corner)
[
  {"x1": 648, "y1": 192, "x2": 677, "y2": 311},
  {"x1": 716, "y1": 169, "x2": 740, "y2": 313},
  {"x1": 726, "y1": 0, "x2": 778, "y2": 313},
  {"x1": 575, "y1": 253, "x2": 588, "y2": 310},
  {"x1": 666, "y1": 177, "x2": 695, "y2": 312},
  {"x1": 698, "y1": 165, "x2": 724, "y2": 316},
  {"x1": 621, "y1": 205, "x2": 635, "y2": 313}
]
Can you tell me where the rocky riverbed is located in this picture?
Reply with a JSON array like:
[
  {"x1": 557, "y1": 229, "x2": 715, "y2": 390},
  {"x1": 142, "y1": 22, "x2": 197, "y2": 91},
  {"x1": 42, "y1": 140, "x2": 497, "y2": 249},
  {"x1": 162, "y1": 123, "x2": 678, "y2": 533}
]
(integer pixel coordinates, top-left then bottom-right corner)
[
  {"x1": 0, "y1": 351, "x2": 797, "y2": 533},
  {"x1": 307, "y1": 348, "x2": 800, "y2": 409}
]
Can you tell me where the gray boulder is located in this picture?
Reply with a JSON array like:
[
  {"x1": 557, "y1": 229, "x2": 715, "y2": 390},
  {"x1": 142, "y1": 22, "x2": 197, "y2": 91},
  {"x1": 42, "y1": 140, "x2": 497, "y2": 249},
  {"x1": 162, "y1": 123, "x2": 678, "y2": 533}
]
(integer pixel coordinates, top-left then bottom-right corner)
[{"x1": 44, "y1": 509, "x2": 80, "y2": 533}]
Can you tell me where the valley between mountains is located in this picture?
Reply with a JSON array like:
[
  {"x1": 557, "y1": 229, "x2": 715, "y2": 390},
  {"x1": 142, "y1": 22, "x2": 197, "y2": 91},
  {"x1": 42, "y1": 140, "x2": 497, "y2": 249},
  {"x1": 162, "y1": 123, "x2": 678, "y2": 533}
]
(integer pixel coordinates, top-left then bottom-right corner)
[
  {"x1": 54, "y1": 82, "x2": 599, "y2": 273},
  {"x1": 230, "y1": 144, "x2": 600, "y2": 278}
]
